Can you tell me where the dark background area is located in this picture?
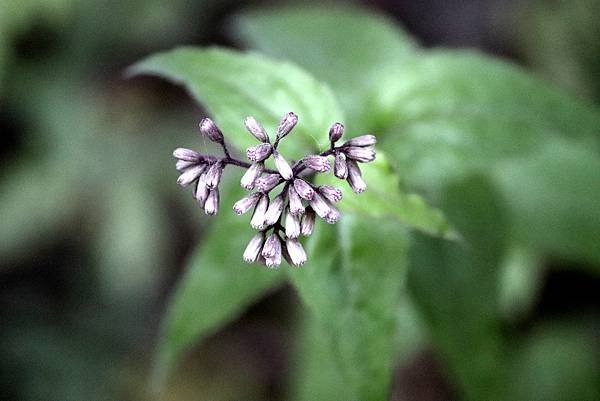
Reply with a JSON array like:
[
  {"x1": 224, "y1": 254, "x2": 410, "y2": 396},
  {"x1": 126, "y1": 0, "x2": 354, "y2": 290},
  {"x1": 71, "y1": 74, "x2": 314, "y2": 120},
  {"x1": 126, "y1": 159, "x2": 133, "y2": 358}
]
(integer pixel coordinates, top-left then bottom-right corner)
[{"x1": 1, "y1": 1, "x2": 598, "y2": 400}]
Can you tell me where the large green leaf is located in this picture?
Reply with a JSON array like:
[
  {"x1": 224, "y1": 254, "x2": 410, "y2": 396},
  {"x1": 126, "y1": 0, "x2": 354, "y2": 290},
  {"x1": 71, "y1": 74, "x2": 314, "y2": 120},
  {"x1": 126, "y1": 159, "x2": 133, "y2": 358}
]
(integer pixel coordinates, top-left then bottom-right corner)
[
  {"x1": 233, "y1": 5, "x2": 417, "y2": 131},
  {"x1": 408, "y1": 175, "x2": 510, "y2": 401},
  {"x1": 128, "y1": 47, "x2": 344, "y2": 158},
  {"x1": 290, "y1": 215, "x2": 409, "y2": 401},
  {"x1": 317, "y1": 152, "x2": 455, "y2": 238},
  {"x1": 153, "y1": 182, "x2": 285, "y2": 388}
]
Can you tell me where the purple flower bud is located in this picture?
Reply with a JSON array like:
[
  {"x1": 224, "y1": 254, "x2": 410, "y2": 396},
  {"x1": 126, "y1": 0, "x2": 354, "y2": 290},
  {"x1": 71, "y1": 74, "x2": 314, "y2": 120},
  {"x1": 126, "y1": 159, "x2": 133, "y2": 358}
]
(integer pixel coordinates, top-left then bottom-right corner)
[
  {"x1": 288, "y1": 186, "x2": 305, "y2": 215},
  {"x1": 285, "y1": 208, "x2": 301, "y2": 239},
  {"x1": 344, "y1": 146, "x2": 376, "y2": 163},
  {"x1": 264, "y1": 194, "x2": 285, "y2": 226},
  {"x1": 247, "y1": 143, "x2": 272, "y2": 162},
  {"x1": 199, "y1": 118, "x2": 224, "y2": 143},
  {"x1": 325, "y1": 203, "x2": 340, "y2": 224},
  {"x1": 177, "y1": 164, "x2": 207, "y2": 187},
  {"x1": 329, "y1": 122, "x2": 344, "y2": 143},
  {"x1": 250, "y1": 194, "x2": 269, "y2": 229},
  {"x1": 205, "y1": 161, "x2": 224, "y2": 189},
  {"x1": 300, "y1": 208, "x2": 316, "y2": 236},
  {"x1": 334, "y1": 153, "x2": 348, "y2": 179},
  {"x1": 293, "y1": 178, "x2": 315, "y2": 200},
  {"x1": 346, "y1": 159, "x2": 367, "y2": 193},
  {"x1": 262, "y1": 234, "x2": 282, "y2": 268},
  {"x1": 286, "y1": 238, "x2": 307, "y2": 266},
  {"x1": 319, "y1": 185, "x2": 343, "y2": 203},
  {"x1": 309, "y1": 192, "x2": 332, "y2": 221},
  {"x1": 255, "y1": 174, "x2": 281, "y2": 192},
  {"x1": 195, "y1": 174, "x2": 209, "y2": 204},
  {"x1": 240, "y1": 162, "x2": 264, "y2": 190},
  {"x1": 273, "y1": 150, "x2": 293, "y2": 180},
  {"x1": 343, "y1": 134, "x2": 376, "y2": 147},
  {"x1": 275, "y1": 112, "x2": 298, "y2": 140},
  {"x1": 243, "y1": 232, "x2": 265, "y2": 263},
  {"x1": 204, "y1": 188, "x2": 219, "y2": 215},
  {"x1": 244, "y1": 116, "x2": 269, "y2": 142},
  {"x1": 176, "y1": 159, "x2": 196, "y2": 171},
  {"x1": 233, "y1": 192, "x2": 261, "y2": 215},
  {"x1": 173, "y1": 148, "x2": 202, "y2": 162},
  {"x1": 302, "y1": 155, "x2": 331, "y2": 173}
]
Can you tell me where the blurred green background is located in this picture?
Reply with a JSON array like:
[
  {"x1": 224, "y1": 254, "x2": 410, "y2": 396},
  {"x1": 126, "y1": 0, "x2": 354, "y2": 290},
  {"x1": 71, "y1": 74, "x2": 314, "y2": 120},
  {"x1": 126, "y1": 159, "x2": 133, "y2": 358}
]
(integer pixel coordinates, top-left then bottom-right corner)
[{"x1": 1, "y1": 1, "x2": 599, "y2": 400}]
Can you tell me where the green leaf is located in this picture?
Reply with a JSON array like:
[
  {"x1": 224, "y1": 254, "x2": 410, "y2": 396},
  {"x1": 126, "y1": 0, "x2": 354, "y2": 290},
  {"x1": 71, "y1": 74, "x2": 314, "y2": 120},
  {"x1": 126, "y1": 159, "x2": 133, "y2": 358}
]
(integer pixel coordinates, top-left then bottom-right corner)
[
  {"x1": 377, "y1": 50, "x2": 600, "y2": 194},
  {"x1": 290, "y1": 215, "x2": 409, "y2": 401},
  {"x1": 317, "y1": 152, "x2": 455, "y2": 238},
  {"x1": 154, "y1": 182, "x2": 285, "y2": 388},
  {"x1": 233, "y1": 5, "x2": 417, "y2": 131},
  {"x1": 408, "y1": 174, "x2": 510, "y2": 401},
  {"x1": 128, "y1": 47, "x2": 344, "y2": 159}
]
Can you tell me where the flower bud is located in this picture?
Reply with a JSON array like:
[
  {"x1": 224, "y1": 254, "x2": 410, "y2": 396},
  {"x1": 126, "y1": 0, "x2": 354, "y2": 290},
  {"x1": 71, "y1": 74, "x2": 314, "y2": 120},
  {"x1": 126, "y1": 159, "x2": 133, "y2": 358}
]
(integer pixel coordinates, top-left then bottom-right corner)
[
  {"x1": 288, "y1": 186, "x2": 305, "y2": 215},
  {"x1": 343, "y1": 134, "x2": 376, "y2": 147},
  {"x1": 334, "y1": 153, "x2": 348, "y2": 179},
  {"x1": 329, "y1": 122, "x2": 344, "y2": 143},
  {"x1": 346, "y1": 159, "x2": 367, "y2": 193},
  {"x1": 286, "y1": 238, "x2": 307, "y2": 266},
  {"x1": 302, "y1": 155, "x2": 331, "y2": 173},
  {"x1": 176, "y1": 159, "x2": 196, "y2": 171},
  {"x1": 344, "y1": 146, "x2": 376, "y2": 163},
  {"x1": 177, "y1": 164, "x2": 206, "y2": 187},
  {"x1": 233, "y1": 192, "x2": 261, "y2": 215},
  {"x1": 262, "y1": 234, "x2": 282, "y2": 268},
  {"x1": 300, "y1": 208, "x2": 316, "y2": 236},
  {"x1": 204, "y1": 188, "x2": 219, "y2": 215},
  {"x1": 199, "y1": 118, "x2": 224, "y2": 143},
  {"x1": 293, "y1": 178, "x2": 315, "y2": 200},
  {"x1": 275, "y1": 112, "x2": 298, "y2": 141},
  {"x1": 244, "y1": 116, "x2": 269, "y2": 142},
  {"x1": 250, "y1": 194, "x2": 269, "y2": 229},
  {"x1": 325, "y1": 203, "x2": 340, "y2": 224},
  {"x1": 285, "y1": 208, "x2": 301, "y2": 239},
  {"x1": 273, "y1": 150, "x2": 293, "y2": 180},
  {"x1": 255, "y1": 174, "x2": 281, "y2": 192},
  {"x1": 240, "y1": 162, "x2": 264, "y2": 190},
  {"x1": 264, "y1": 194, "x2": 285, "y2": 226},
  {"x1": 309, "y1": 193, "x2": 332, "y2": 221},
  {"x1": 205, "y1": 161, "x2": 224, "y2": 189},
  {"x1": 195, "y1": 174, "x2": 209, "y2": 204},
  {"x1": 173, "y1": 148, "x2": 202, "y2": 162},
  {"x1": 243, "y1": 232, "x2": 265, "y2": 263},
  {"x1": 247, "y1": 143, "x2": 272, "y2": 162},
  {"x1": 318, "y1": 185, "x2": 343, "y2": 203}
]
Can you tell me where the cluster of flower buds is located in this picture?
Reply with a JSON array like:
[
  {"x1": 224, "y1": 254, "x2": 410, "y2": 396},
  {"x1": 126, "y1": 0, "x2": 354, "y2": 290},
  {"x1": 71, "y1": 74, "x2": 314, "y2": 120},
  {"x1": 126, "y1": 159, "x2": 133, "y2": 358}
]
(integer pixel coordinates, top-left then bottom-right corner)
[{"x1": 173, "y1": 112, "x2": 376, "y2": 268}]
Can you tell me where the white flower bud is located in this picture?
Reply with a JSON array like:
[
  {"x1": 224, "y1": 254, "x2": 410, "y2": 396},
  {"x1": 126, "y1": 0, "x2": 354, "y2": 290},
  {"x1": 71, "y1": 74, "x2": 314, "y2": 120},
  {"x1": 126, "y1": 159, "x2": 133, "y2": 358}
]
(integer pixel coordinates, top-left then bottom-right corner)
[
  {"x1": 329, "y1": 122, "x2": 344, "y2": 143},
  {"x1": 264, "y1": 194, "x2": 285, "y2": 226},
  {"x1": 302, "y1": 155, "x2": 331, "y2": 173},
  {"x1": 273, "y1": 150, "x2": 293, "y2": 180},
  {"x1": 247, "y1": 143, "x2": 272, "y2": 162},
  {"x1": 176, "y1": 159, "x2": 196, "y2": 171},
  {"x1": 240, "y1": 162, "x2": 264, "y2": 190},
  {"x1": 199, "y1": 118, "x2": 224, "y2": 143},
  {"x1": 288, "y1": 186, "x2": 305, "y2": 215},
  {"x1": 177, "y1": 164, "x2": 206, "y2": 187},
  {"x1": 300, "y1": 208, "x2": 316, "y2": 236},
  {"x1": 343, "y1": 134, "x2": 376, "y2": 147},
  {"x1": 344, "y1": 146, "x2": 376, "y2": 163},
  {"x1": 195, "y1": 174, "x2": 209, "y2": 204},
  {"x1": 262, "y1": 234, "x2": 282, "y2": 268},
  {"x1": 233, "y1": 192, "x2": 261, "y2": 215},
  {"x1": 286, "y1": 238, "x2": 307, "y2": 266},
  {"x1": 318, "y1": 185, "x2": 343, "y2": 203},
  {"x1": 285, "y1": 208, "x2": 301, "y2": 239},
  {"x1": 173, "y1": 148, "x2": 202, "y2": 162},
  {"x1": 250, "y1": 194, "x2": 269, "y2": 229},
  {"x1": 255, "y1": 174, "x2": 281, "y2": 192},
  {"x1": 205, "y1": 161, "x2": 224, "y2": 189},
  {"x1": 243, "y1": 232, "x2": 265, "y2": 263},
  {"x1": 334, "y1": 153, "x2": 348, "y2": 179},
  {"x1": 275, "y1": 112, "x2": 298, "y2": 141},
  {"x1": 293, "y1": 178, "x2": 315, "y2": 200},
  {"x1": 309, "y1": 193, "x2": 332, "y2": 221},
  {"x1": 204, "y1": 188, "x2": 219, "y2": 215},
  {"x1": 244, "y1": 116, "x2": 269, "y2": 142},
  {"x1": 347, "y1": 159, "x2": 367, "y2": 193}
]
